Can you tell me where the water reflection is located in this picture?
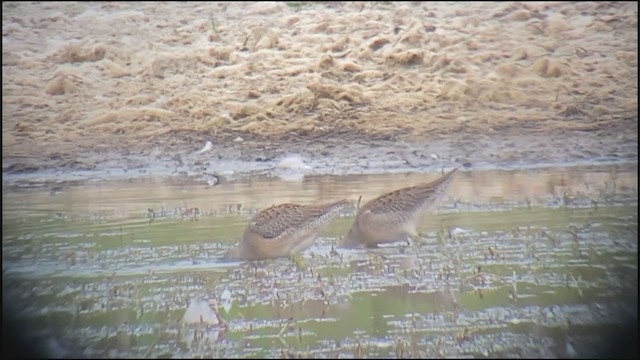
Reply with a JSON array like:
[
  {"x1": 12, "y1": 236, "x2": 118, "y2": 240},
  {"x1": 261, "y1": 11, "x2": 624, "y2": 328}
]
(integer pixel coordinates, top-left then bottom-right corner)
[{"x1": 3, "y1": 164, "x2": 636, "y2": 222}]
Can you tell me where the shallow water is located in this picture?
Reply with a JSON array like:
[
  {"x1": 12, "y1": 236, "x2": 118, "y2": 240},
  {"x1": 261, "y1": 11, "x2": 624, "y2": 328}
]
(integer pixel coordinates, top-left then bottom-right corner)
[{"x1": 2, "y1": 164, "x2": 638, "y2": 358}]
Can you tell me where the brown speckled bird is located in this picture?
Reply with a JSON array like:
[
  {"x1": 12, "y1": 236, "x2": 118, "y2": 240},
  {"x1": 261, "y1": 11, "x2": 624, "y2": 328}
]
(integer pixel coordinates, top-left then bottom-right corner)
[
  {"x1": 339, "y1": 168, "x2": 458, "y2": 248},
  {"x1": 226, "y1": 199, "x2": 350, "y2": 261}
]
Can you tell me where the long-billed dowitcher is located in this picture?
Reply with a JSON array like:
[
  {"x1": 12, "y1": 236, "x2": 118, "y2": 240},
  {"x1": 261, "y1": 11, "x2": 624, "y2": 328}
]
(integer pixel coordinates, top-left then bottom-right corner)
[
  {"x1": 339, "y1": 168, "x2": 458, "y2": 248},
  {"x1": 226, "y1": 199, "x2": 350, "y2": 261}
]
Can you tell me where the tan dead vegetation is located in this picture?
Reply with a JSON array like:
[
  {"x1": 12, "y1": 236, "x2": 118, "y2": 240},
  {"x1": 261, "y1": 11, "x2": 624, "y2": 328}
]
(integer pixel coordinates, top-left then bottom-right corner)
[
  {"x1": 306, "y1": 82, "x2": 368, "y2": 105},
  {"x1": 1, "y1": 1, "x2": 637, "y2": 158},
  {"x1": 531, "y1": 58, "x2": 569, "y2": 78},
  {"x1": 82, "y1": 108, "x2": 174, "y2": 127},
  {"x1": 96, "y1": 60, "x2": 130, "y2": 78},
  {"x1": 45, "y1": 75, "x2": 80, "y2": 95},
  {"x1": 51, "y1": 44, "x2": 107, "y2": 63},
  {"x1": 385, "y1": 49, "x2": 424, "y2": 66}
]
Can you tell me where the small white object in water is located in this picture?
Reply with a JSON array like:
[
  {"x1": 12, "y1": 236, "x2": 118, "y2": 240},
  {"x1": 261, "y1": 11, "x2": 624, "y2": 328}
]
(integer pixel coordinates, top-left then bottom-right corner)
[
  {"x1": 233, "y1": 136, "x2": 244, "y2": 142},
  {"x1": 204, "y1": 173, "x2": 219, "y2": 187},
  {"x1": 276, "y1": 154, "x2": 313, "y2": 171},
  {"x1": 275, "y1": 155, "x2": 312, "y2": 182},
  {"x1": 182, "y1": 298, "x2": 219, "y2": 325},
  {"x1": 277, "y1": 172, "x2": 306, "y2": 182},
  {"x1": 219, "y1": 287, "x2": 232, "y2": 313},
  {"x1": 450, "y1": 227, "x2": 467, "y2": 237},
  {"x1": 430, "y1": 153, "x2": 439, "y2": 160},
  {"x1": 565, "y1": 339, "x2": 578, "y2": 357},
  {"x1": 199, "y1": 141, "x2": 213, "y2": 153}
]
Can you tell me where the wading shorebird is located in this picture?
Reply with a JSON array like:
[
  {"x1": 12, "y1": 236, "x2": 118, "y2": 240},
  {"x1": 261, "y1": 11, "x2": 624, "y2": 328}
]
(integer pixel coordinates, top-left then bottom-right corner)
[
  {"x1": 226, "y1": 199, "x2": 350, "y2": 261},
  {"x1": 339, "y1": 168, "x2": 458, "y2": 248}
]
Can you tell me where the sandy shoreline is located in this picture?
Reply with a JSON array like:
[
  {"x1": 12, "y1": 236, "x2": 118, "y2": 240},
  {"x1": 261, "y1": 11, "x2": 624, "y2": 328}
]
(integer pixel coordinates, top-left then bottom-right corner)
[{"x1": 3, "y1": 126, "x2": 637, "y2": 188}]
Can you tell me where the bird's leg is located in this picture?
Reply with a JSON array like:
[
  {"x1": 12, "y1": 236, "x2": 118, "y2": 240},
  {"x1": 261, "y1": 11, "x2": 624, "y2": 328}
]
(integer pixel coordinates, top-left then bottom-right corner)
[{"x1": 406, "y1": 228, "x2": 421, "y2": 246}]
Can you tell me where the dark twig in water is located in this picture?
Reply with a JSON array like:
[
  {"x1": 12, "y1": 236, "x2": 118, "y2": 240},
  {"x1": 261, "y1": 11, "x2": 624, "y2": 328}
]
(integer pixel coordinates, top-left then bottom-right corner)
[
  {"x1": 403, "y1": 156, "x2": 419, "y2": 168},
  {"x1": 357, "y1": 195, "x2": 362, "y2": 210}
]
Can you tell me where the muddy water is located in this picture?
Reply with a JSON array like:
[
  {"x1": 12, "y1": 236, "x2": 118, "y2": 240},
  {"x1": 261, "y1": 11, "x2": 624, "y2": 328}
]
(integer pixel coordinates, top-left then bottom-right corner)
[{"x1": 2, "y1": 164, "x2": 638, "y2": 358}]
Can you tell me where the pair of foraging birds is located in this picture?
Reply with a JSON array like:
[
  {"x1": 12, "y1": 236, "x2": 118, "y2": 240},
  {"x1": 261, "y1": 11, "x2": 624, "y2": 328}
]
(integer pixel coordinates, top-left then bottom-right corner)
[{"x1": 226, "y1": 168, "x2": 458, "y2": 261}]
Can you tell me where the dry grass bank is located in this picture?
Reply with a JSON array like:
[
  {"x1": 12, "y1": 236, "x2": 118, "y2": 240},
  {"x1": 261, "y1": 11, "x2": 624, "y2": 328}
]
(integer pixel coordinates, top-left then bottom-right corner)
[{"x1": 2, "y1": 1, "x2": 637, "y2": 162}]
